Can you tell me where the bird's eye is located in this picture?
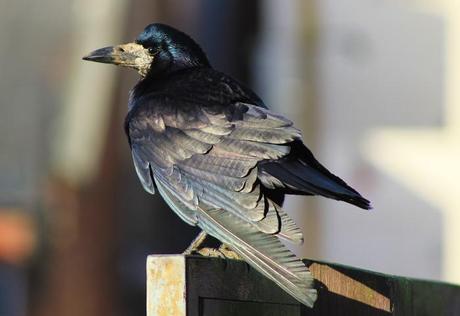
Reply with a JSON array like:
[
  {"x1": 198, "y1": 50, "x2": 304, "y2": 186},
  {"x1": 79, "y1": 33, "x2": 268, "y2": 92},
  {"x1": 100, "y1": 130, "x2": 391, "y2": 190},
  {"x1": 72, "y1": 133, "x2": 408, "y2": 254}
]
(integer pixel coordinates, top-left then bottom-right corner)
[{"x1": 148, "y1": 47, "x2": 157, "y2": 54}]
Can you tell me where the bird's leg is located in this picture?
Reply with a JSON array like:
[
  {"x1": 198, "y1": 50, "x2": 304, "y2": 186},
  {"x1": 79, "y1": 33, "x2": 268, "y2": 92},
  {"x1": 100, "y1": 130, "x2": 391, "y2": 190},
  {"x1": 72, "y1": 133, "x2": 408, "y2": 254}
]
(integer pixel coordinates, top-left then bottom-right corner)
[
  {"x1": 184, "y1": 230, "x2": 242, "y2": 260},
  {"x1": 183, "y1": 230, "x2": 208, "y2": 255}
]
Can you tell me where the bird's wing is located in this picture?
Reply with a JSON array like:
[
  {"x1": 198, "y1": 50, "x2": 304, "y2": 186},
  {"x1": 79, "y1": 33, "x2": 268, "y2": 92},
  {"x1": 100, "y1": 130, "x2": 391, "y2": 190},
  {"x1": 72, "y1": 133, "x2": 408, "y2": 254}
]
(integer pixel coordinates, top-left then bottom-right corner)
[
  {"x1": 196, "y1": 207, "x2": 316, "y2": 307},
  {"x1": 127, "y1": 98, "x2": 303, "y2": 237},
  {"x1": 127, "y1": 96, "x2": 316, "y2": 305}
]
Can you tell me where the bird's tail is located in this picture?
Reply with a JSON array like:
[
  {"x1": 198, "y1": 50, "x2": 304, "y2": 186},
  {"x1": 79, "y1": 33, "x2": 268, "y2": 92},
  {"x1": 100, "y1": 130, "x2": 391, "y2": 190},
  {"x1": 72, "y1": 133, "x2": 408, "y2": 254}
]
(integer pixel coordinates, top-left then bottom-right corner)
[
  {"x1": 260, "y1": 141, "x2": 372, "y2": 210},
  {"x1": 196, "y1": 207, "x2": 317, "y2": 307}
]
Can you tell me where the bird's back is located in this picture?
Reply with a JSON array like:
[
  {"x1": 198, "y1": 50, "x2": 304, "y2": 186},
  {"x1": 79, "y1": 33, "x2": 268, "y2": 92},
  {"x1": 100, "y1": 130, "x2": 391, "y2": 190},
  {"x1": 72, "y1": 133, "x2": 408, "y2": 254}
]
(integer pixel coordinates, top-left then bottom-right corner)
[{"x1": 127, "y1": 67, "x2": 370, "y2": 209}]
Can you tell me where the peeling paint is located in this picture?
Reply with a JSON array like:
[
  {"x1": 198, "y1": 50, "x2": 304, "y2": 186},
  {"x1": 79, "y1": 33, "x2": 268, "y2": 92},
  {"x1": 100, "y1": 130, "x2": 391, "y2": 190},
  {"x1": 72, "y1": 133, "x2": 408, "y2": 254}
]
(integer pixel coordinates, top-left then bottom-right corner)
[{"x1": 146, "y1": 255, "x2": 186, "y2": 316}]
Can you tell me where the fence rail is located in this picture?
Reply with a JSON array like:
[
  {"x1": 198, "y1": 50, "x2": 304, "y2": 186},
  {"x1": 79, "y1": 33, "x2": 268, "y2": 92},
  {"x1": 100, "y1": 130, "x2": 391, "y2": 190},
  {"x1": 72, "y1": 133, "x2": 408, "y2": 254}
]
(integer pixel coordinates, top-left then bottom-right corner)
[{"x1": 146, "y1": 255, "x2": 460, "y2": 315}]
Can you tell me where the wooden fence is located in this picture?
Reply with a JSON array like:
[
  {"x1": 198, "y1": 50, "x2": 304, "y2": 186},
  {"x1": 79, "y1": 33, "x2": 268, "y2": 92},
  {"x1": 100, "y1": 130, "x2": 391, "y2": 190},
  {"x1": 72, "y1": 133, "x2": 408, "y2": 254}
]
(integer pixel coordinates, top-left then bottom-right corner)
[{"x1": 146, "y1": 255, "x2": 460, "y2": 315}]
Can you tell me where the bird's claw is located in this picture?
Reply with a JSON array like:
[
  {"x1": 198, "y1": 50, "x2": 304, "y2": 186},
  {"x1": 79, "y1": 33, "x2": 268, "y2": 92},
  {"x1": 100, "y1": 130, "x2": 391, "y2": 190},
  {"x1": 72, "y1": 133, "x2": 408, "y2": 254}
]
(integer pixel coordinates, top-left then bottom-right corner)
[
  {"x1": 218, "y1": 244, "x2": 243, "y2": 260},
  {"x1": 196, "y1": 247, "x2": 225, "y2": 258},
  {"x1": 196, "y1": 244, "x2": 242, "y2": 260}
]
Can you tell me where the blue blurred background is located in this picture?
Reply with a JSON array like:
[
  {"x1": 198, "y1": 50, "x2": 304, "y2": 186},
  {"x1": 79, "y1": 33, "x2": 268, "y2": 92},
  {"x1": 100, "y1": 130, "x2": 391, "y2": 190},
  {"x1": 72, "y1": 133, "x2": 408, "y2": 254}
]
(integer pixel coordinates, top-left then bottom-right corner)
[{"x1": 1, "y1": 0, "x2": 458, "y2": 315}]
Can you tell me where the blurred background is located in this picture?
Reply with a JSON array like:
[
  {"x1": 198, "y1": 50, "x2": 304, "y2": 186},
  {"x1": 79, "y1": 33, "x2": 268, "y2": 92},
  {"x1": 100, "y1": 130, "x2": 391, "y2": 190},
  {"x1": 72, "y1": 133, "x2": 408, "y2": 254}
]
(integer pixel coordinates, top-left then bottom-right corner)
[{"x1": 1, "y1": 0, "x2": 459, "y2": 315}]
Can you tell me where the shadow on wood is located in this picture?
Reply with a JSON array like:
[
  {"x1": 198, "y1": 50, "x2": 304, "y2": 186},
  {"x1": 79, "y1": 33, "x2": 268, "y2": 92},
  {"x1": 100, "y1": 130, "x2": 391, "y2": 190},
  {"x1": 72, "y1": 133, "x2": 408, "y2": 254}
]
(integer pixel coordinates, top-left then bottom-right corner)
[{"x1": 146, "y1": 255, "x2": 460, "y2": 316}]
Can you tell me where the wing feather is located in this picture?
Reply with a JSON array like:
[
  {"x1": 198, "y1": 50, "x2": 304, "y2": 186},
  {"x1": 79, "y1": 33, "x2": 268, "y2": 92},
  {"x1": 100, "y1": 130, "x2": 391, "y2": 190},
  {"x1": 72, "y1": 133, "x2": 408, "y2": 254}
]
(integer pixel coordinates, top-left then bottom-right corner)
[
  {"x1": 216, "y1": 139, "x2": 290, "y2": 159},
  {"x1": 182, "y1": 153, "x2": 257, "y2": 178},
  {"x1": 155, "y1": 179, "x2": 198, "y2": 226},
  {"x1": 131, "y1": 150, "x2": 155, "y2": 194},
  {"x1": 228, "y1": 126, "x2": 301, "y2": 144},
  {"x1": 196, "y1": 207, "x2": 317, "y2": 307},
  {"x1": 276, "y1": 203, "x2": 304, "y2": 244},
  {"x1": 163, "y1": 127, "x2": 212, "y2": 153}
]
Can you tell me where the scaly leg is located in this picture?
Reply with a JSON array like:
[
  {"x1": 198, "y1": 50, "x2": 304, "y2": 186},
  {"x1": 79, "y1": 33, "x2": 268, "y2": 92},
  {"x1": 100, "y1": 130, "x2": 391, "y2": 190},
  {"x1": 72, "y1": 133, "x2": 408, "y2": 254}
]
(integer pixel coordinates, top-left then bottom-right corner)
[
  {"x1": 184, "y1": 231, "x2": 242, "y2": 260},
  {"x1": 183, "y1": 230, "x2": 207, "y2": 255}
]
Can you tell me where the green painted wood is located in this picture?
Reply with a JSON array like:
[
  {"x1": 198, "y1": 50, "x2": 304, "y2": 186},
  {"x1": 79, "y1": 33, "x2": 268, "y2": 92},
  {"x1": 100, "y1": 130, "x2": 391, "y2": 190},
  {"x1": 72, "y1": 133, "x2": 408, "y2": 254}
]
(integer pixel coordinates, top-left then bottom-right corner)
[{"x1": 180, "y1": 256, "x2": 460, "y2": 316}]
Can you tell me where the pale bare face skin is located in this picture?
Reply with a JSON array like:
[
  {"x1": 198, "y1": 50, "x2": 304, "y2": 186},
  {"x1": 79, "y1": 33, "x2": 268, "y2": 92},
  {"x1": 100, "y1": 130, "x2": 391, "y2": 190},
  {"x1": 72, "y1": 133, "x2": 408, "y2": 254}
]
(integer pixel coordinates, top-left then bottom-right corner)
[{"x1": 83, "y1": 42, "x2": 154, "y2": 77}]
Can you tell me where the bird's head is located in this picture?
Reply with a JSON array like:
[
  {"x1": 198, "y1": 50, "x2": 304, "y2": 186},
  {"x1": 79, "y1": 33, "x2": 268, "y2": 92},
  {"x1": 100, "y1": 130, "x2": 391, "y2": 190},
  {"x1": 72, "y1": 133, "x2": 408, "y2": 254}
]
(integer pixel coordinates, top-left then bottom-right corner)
[{"x1": 83, "y1": 23, "x2": 210, "y2": 77}]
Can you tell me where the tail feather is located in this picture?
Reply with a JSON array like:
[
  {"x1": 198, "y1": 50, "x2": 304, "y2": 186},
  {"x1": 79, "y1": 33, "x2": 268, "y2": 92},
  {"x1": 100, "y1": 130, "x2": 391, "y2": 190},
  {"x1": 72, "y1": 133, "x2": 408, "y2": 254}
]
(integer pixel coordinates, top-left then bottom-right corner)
[
  {"x1": 263, "y1": 160, "x2": 371, "y2": 209},
  {"x1": 260, "y1": 141, "x2": 372, "y2": 210},
  {"x1": 196, "y1": 207, "x2": 317, "y2": 307}
]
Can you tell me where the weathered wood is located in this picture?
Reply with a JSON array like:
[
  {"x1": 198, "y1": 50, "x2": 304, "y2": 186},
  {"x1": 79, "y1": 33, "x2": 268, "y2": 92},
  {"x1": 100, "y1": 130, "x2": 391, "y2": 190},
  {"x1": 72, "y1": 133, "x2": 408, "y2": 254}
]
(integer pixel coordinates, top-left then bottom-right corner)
[
  {"x1": 147, "y1": 256, "x2": 186, "y2": 316},
  {"x1": 146, "y1": 255, "x2": 460, "y2": 316}
]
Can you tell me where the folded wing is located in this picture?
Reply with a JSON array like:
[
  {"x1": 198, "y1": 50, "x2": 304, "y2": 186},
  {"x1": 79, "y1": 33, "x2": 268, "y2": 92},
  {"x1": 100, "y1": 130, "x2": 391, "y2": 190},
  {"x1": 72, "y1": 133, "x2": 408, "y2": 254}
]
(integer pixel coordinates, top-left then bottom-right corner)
[{"x1": 126, "y1": 96, "x2": 316, "y2": 304}]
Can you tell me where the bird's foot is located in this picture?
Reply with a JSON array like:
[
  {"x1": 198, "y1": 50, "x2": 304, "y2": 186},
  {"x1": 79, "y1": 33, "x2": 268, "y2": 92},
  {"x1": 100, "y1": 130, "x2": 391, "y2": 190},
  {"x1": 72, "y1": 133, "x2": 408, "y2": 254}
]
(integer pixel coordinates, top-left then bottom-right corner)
[
  {"x1": 184, "y1": 231, "x2": 242, "y2": 260},
  {"x1": 196, "y1": 244, "x2": 242, "y2": 260},
  {"x1": 218, "y1": 244, "x2": 243, "y2": 260},
  {"x1": 196, "y1": 247, "x2": 225, "y2": 258}
]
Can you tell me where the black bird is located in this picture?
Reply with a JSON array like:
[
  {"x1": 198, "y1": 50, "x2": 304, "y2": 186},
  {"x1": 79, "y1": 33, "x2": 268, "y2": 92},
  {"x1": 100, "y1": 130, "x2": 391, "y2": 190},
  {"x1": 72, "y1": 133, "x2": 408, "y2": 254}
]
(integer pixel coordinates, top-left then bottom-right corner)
[{"x1": 83, "y1": 23, "x2": 371, "y2": 307}]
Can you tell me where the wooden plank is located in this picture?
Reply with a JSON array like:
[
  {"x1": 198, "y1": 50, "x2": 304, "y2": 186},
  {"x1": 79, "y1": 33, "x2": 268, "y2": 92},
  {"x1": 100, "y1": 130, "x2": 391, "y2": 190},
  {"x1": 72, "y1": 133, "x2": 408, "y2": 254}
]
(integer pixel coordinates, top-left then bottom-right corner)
[
  {"x1": 185, "y1": 256, "x2": 299, "y2": 316},
  {"x1": 146, "y1": 255, "x2": 460, "y2": 316},
  {"x1": 146, "y1": 255, "x2": 186, "y2": 316},
  {"x1": 304, "y1": 259, "x2": 460, "y2": 315}
]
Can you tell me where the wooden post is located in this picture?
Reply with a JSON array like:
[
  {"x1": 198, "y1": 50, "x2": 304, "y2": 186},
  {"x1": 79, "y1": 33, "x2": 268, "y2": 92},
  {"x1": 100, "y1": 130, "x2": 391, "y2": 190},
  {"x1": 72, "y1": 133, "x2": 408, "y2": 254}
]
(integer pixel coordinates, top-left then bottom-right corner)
[
  {"x1": 146, "y1": 255, "x2": 186, "y2": 316},
  {"x1": 147, "y1": 255, "x2": 460, "y2": 316}
]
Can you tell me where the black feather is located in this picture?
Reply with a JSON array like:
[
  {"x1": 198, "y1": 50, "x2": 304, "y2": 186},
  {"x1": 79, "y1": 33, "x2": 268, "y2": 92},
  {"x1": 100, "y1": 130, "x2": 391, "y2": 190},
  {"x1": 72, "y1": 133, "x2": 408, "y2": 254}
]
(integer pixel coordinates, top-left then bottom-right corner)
[{"x1": 260, "y1": 140, "x2": 371, "y2": 210}]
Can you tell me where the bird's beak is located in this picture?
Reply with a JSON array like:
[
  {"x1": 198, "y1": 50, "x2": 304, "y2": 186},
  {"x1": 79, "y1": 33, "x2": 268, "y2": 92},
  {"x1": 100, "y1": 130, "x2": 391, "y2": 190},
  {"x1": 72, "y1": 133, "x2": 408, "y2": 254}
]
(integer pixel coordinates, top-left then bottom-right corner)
[{"x1": 83, "y1": 42, "x2": 154, "y2": 76}]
